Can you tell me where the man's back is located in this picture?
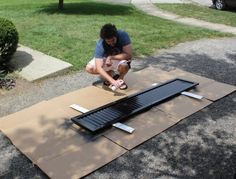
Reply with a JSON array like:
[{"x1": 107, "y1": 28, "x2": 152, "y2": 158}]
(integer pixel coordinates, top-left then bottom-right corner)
[{"x1": 95, "y1": 30, "x2": 131, "y2": 58}]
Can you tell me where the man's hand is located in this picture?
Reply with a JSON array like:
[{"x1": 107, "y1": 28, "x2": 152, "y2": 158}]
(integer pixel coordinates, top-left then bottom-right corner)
[
  {"x1": 111, "y1": 79, "x2": 124, "y2": 88},
  {"x1": 105, "y1": 56, "x2": 113, "y2": 67}
]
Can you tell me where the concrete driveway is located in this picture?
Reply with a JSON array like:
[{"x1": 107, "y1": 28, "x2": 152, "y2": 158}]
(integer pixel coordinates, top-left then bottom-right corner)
[{"x1": 0, "y1": 37, "x2": 235, "y2": 178}]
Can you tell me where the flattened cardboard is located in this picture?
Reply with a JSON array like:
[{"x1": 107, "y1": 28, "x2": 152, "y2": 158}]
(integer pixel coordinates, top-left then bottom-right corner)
[
  {"x1": 1, "y1": 67, "x2": 233, "y2": 178},
  {"x1": 93, "y1": 71, "x2": 161, "y2": 95},
  {"x1": 137, "y1": 68, "x2": 236, "y2": 101},
  {"x1": 157, "y1": 95, "x2": 212, "y2": 119},
  {"x1": 135, "y1": 66, "x2": 175, "y2": 82},
  {"x1": 32, "y1": 131, "x2": 100, "y2": 163},
  {"x1": 2, "y1": 107, "x2": 77, "y2": 162},
  {"x1": 132, "y1": 67, "x2": 214, "y2": 90},
  {"x1": 0, "y1": 101, "x2": 51, "y2": 131},
  {"x1": 168, "y1": 69, "x2": 214, "y2": 87},
  {"x1": 136, "y1": 67, "x2": 214, "y2": 91},
  {"x1": 122, "y1": 71, "x2": 159, "y2": 93},
  {"x1": 103, "y1": 108, "x2": 178, "y2": 150},
  {"x1": 48, "y1": 86, "x2": 127, "y2": 116},
  {"x1": 102, "y1": 69, "x2": 213, "y2": 150},
  {"x1": 37, "y1": 137, "x2": 127, "y2": 179},
  {"x1": 190, "y1": 80, "x2": 236, "y2": 101},
  {"x1": 0, "y1": 86, "x2": 127, "y2": 164},
  {"x1": 0, "y1": 85, "x2": 128, "y2": 178}
]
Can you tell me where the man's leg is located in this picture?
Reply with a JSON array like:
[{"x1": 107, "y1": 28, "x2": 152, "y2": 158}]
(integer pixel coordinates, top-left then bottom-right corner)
[
  {"x1": 102, "y1": 70, "x2": 115, "y2": 86},
  {"x1": 86, "y1": 58, "x2": 114, "y2": 76},
  {"x1": 86, "y1": 64, "x2": 99, "y2": 74},
  {"x1": 86, "y1": 63, "x2": 115, "y2": 86},
  {"x1": 86, "y1": 58, "x2": 99, "y2": 74},
  {"x1": 116, "y1": 60, "x2": 130, "y2": 90},
  {"x1": 117, "y1": 61, "x2": 130, "y2": 80}
]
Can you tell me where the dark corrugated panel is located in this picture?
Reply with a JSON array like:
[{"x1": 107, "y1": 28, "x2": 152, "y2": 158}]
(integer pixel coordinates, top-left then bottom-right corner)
[{"x1": 71, "y1": 79, "x2": 198, "y2": 133}]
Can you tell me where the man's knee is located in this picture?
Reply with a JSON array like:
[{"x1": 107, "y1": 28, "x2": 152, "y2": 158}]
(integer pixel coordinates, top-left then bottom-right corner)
[
  {"x1": 118, "y1": 63, "x2": 129, "y2": 73},
  {"x1": 86, "y1": 64, "x2": 97, "y2": 74}
]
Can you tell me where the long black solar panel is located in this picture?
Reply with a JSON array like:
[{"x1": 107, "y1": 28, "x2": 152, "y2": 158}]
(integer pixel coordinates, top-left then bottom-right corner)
[{"x1": 71, "y1": 78, "x2": 198, "y2": 133}]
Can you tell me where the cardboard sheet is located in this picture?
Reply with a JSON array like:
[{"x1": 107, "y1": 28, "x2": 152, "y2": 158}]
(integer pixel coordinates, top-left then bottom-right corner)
[
  {"x1": 190, "y1": 80, "x2": 236, "y2": 101},
  {"x1": 0, "y1": 86, "x2": 128, "y2": 178},
  {"x1": 47, "y1": 86, "x2": 127, "y2": 116},
  {"x1": 93, "y1": 67, "x2": 218, "y2": 96},
  {"x1": 135, "y1": 67, "x2": 214, "y2": 88},
  {"x1": 167, "y1": 69, "x2": 236, "y2": 101},
  {"x1": 93, "y1": 71, "x2": 161, "y2": 95},
  {"x1": 135, "y1": 66, "x2": 175, "y2": 83},
  {"x1": 102, "y1": 68, "x2": 214, "y2": 149},
  {"x1": 103, "y1": 80, "x2": 212, "y2": 150},
  {"x1": 0, "y1": 86, "x2": 121, "y2": 131},
  {"x1": 37, "y1": 137, "x2": 126, "y2": 179},
  {"x1": 157, "y1": 95, "x2": 212, "y2": 119},
  {"x1": 0, "y1": 101, "x2": 52, "y2": 131},
  {"x1": 168, "y1": 69, "x2": 214, "y2": 87},
  {"x1": 129, "y1": 67, "x2": 235, "y2": 102},
  {"x1": 1, "y1": 67, "x2": 234, "y2": 178},
  {"x1": 2, "y1": 107, "x2": 77, "y2": 162},
  {"x1": 103, "y1": 108, "x2": 178, "y2": 150}
]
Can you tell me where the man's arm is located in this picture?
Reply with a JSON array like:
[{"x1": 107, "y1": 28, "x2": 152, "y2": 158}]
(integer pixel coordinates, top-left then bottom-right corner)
[
  {"x1": 95, "y1": 58, "x2": 120, "y2": 87},
  {"x1": 109, "y1": 44, "x2": 132, "y2": 61}
]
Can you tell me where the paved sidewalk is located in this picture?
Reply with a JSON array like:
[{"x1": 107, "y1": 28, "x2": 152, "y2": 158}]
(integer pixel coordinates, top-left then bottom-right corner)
[
  {"x1": 189, "y1": 0, "x2": 212, "y2": 6},
  {"x1": 98, "y1": 0, "x2": 189, "y2": 4},
  {"x1": 131, "y1": 0, "x2": 236, "y2": 35},
  {"x1": 10, "y1": 45, "x2": 72, "y2": 81},
  {"x1": 151, "y1": 0, "x2": 190, "y2": 3}
]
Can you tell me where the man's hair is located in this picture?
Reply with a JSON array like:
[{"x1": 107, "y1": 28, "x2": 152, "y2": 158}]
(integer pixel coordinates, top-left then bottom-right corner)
[{"x1": 100, "y1": 23, "x2": 118, "y2": 39}]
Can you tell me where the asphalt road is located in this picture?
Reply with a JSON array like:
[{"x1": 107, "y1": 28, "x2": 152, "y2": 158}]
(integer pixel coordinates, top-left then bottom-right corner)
[{"x1": 0, "y1": 37, "x2": 235, "y2": 178}]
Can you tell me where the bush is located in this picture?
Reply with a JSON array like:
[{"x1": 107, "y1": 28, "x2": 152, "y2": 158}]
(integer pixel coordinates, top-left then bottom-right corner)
[{"x1": 0, "y1": 18, "x2": 19, "y2": 65}]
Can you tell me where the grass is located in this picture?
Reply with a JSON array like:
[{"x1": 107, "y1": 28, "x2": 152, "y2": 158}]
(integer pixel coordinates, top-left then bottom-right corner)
[
  {"x1": 157, "y1": 3, "x2": 236, "y2": 27},
  {"x1": 0, "y1": 0, "x2": 230, "y2": 70}
]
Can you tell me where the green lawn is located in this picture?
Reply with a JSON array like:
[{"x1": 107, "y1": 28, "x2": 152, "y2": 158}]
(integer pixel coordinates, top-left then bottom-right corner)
[
  {"x1": 157, "y1": 3, "x2": 236, "y2": 27},
  {"x1": 0, "y1": 0, "x2": 230, "y2": 70}
]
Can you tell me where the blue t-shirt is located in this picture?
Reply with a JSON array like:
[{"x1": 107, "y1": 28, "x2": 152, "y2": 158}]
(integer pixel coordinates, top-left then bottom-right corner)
[{"x1": 95, "y1": 30, "x2": 131, "y2": 58}]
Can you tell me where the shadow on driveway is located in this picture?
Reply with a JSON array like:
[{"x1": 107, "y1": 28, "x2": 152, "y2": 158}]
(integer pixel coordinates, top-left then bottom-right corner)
[{"x1": 133, "y1": 51, "x2": 236, "y2": 85}]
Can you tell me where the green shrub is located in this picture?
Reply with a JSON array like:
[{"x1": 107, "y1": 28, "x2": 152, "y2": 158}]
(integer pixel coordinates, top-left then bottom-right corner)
[{"x1": 0, "y1": 18, "x2": 19, "y2": 65}]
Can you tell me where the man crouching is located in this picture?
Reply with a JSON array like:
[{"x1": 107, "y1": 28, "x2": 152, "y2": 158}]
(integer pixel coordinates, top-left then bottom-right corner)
[{"x1": 86, "y1": 23, "x2": 132, "y2": 90}]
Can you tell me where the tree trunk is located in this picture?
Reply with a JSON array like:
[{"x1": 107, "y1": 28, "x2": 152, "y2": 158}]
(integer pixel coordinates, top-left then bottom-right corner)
[{"x1": 58, "y1": 0, "x2": 64, "y2": 10}]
